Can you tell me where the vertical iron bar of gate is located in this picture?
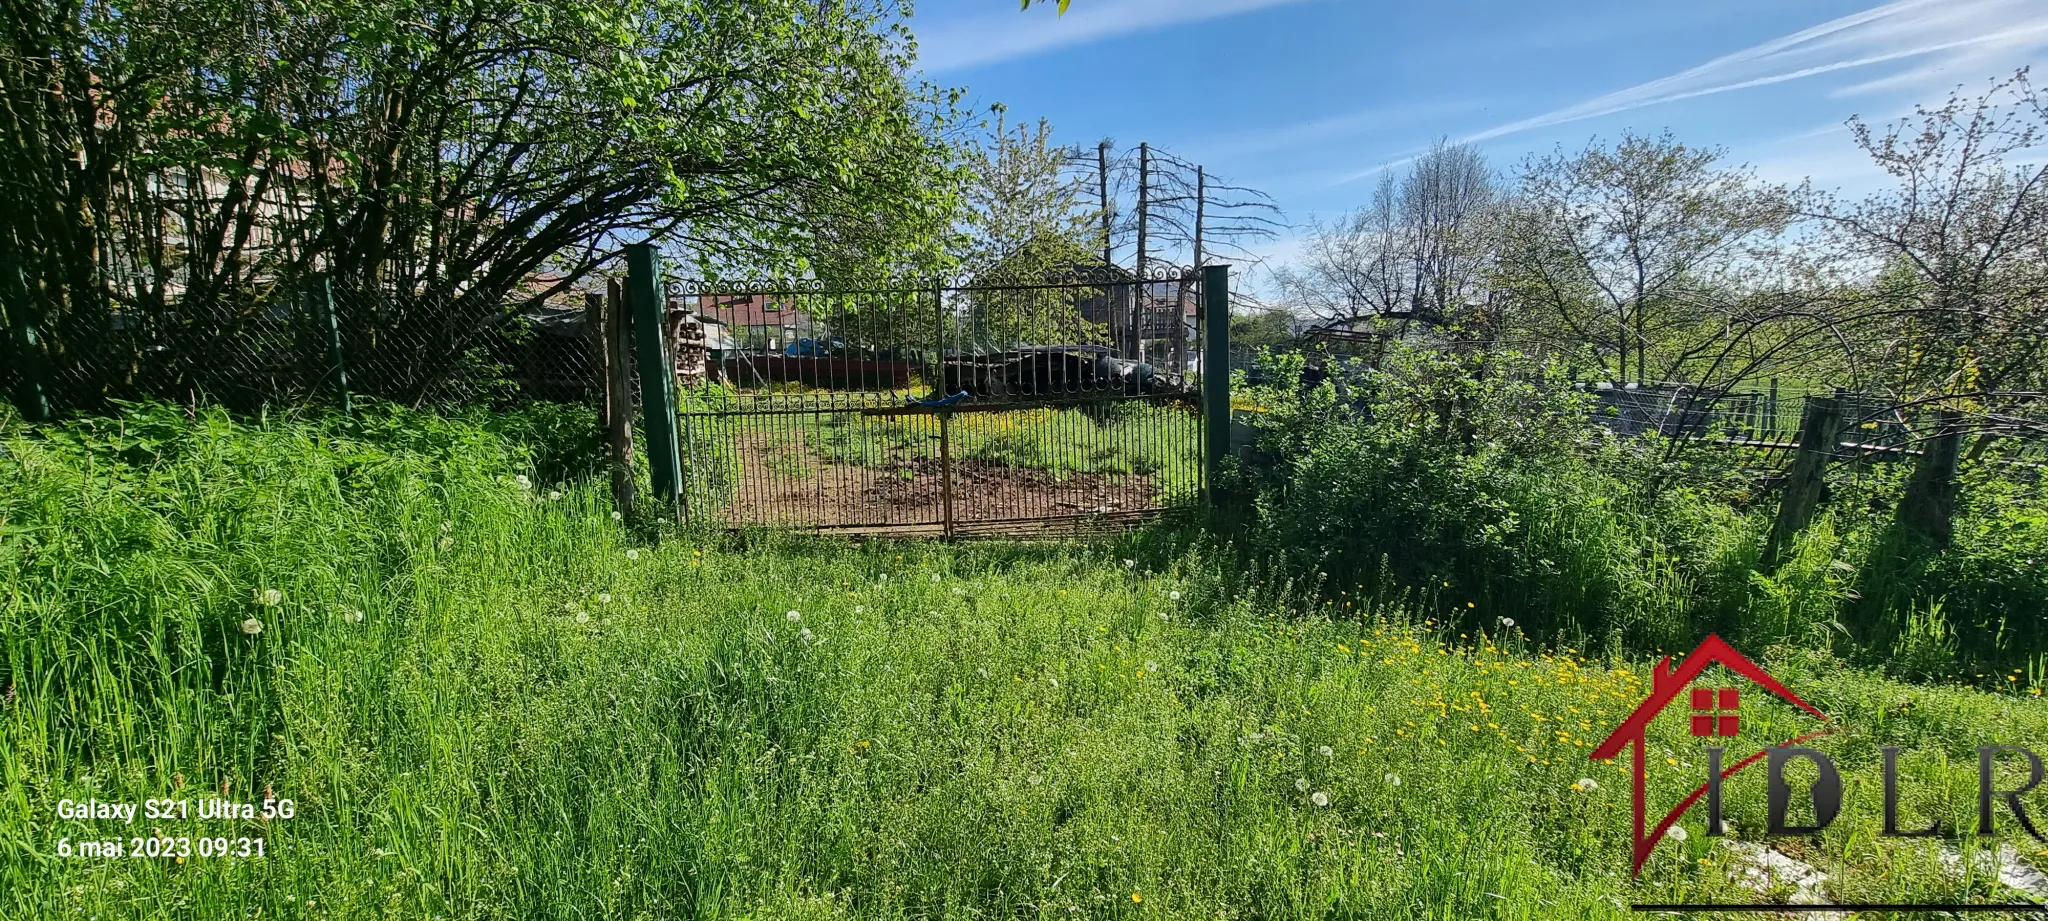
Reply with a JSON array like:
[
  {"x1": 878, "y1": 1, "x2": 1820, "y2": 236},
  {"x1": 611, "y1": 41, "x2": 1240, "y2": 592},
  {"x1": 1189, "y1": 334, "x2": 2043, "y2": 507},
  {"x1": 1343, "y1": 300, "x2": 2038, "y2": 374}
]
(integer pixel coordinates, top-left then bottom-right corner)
[{"x1": 1201, "y1": 264, "x2": 1230, "y2": 506}]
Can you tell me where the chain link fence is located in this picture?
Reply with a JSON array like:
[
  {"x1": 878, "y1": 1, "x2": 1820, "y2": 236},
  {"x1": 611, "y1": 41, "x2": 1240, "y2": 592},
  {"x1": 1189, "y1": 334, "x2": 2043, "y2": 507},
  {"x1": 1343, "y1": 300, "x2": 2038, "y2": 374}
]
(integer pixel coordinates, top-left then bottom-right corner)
[{"x1": 6, "y1": 278, "x2": 603, "y2": 418}]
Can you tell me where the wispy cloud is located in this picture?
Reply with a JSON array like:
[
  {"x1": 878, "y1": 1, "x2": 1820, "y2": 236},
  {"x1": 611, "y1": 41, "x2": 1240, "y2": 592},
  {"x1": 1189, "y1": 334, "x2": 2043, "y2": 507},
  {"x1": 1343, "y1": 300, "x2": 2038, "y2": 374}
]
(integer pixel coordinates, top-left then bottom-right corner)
[
  {"x1": 1181, "y1": 99, "x2": 1487, "y2": 165},
  {"x1": 913, "y1": 0, "x2": 1311, "y2": 74},
  {"x1": 1330, "y1": 0, "x2": 2048, "y2": 185}
]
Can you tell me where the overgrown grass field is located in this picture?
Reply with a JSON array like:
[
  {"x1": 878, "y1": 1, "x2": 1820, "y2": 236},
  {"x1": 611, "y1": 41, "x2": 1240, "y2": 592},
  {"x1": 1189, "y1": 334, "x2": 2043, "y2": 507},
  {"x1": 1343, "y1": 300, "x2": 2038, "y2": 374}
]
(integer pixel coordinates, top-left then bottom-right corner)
[{"x1": 4, "y1": 406, "x2": 2046, "y2": 919}]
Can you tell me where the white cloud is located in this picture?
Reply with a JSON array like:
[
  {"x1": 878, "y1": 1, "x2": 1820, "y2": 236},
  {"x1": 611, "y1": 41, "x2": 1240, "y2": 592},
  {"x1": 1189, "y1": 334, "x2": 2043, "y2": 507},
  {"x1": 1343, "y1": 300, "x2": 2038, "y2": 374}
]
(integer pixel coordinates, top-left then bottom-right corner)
[
  {"x1": 1326, "y1": 0, "x2": 2048, "y2": 185},
  {"x1": 913, "y1": 0, "x2": 1312, "y2": 74},
  {"x1": 1182, "y1": 99, "x2": 1486, "y2": 165}
]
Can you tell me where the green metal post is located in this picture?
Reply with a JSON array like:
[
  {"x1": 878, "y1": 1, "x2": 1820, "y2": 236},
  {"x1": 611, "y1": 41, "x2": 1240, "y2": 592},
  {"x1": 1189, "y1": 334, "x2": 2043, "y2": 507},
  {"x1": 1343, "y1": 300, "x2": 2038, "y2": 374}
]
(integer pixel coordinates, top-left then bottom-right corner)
[
  {"x1": 627, "y1": 243, "x2": 682, "y2": 505},
  {"x1": 317, "y1": 276, "x2": 351, "y2": 416},
  {"x1": 1201, "y1": 264, "x2": 1230, "y2": 504},
  {"x1": 3, "y1": 254, "x2": 52, "y2": 421}
]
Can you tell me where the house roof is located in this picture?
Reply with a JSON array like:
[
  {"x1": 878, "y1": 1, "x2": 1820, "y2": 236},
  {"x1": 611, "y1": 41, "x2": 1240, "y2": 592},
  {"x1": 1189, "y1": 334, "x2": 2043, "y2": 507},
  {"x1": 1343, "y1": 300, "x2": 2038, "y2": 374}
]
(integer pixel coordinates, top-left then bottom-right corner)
[
  {"x1": 1588, "y1": 634, "x2": 1827, "y2": 761},
  {"x1": 695, "y1": 294, "x2": 810, "y2": 328}
]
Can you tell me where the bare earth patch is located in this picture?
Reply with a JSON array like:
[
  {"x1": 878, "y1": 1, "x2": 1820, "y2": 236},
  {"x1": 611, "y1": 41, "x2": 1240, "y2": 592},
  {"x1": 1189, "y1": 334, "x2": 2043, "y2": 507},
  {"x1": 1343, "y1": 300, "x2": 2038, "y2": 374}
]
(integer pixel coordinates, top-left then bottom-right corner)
[{"x1": 721, "y1": 431, "x2": 1159, "y2": 533}]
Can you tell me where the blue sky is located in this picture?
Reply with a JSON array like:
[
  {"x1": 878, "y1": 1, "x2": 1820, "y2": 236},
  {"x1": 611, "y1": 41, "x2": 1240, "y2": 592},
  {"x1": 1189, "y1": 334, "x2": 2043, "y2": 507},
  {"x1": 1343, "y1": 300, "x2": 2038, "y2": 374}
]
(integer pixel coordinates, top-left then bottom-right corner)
[{"x1": 909, "y1": 0, "x2": 2048, "y2": 286}]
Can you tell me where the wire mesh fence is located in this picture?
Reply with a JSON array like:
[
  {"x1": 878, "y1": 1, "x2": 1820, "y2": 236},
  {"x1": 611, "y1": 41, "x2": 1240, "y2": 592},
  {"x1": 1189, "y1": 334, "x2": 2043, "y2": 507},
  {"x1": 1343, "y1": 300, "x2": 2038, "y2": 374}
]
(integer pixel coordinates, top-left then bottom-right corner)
[
  {"x1": 672, "y1": 267, "x2": 1209, "y2": 535},
  {"x1": 7, "y1": 277, "x2": 604, "y2": 417}
]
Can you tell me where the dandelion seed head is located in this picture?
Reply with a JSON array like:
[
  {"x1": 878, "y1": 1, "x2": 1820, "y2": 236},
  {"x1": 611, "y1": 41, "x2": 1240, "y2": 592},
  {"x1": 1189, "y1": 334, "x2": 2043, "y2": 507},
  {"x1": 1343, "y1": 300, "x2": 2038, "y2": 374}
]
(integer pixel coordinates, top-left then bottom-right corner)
[
  {"x1": 575, "y1": 611, "x2": 591, "y2": 624},
  {"x1": 610, "y1": 510, "x2": 623, "y2": 521},
  {"x1": 254, "y1": 588, "x2": 282, "y2": 606},
  {"x1": 1319, "y1": 745, "x2": 1334, "y2": 758},
  {"x1": 597, "y1": 593, "x2": 612, "y2": 604},
  {"x1": 1311, "y1": 791, "x2": 1330, "y2": 807},
  {"x1": 514, "y1": 474, "x2": 532, "y2": 490},
  {"x1": 1667, "y1": 826, "x2": 1688, "y2": 842},
  {"x1": 1169, "y1": 590, "x2": 1181, "y2": 601},
  {"x1": 1573, "y1": 778, "x2": 1599, "y2": 792},
  {"x1": 1384, "y1": 773, "x2": 1401, "y2": 787},
  {"x1": 343, "y1": 609, "x2": 364, "y2": 624},
  {"x1": 1295, "y1": 777, "x2": 1310, "y2": 792},
  {"x1": 625, "y1": 549, "x2": 640, "y2": 561},
  {"x1": 240, "y1": 617, "x2": 264, "y2": 636},
  {"x1": 786, "y1": 610, "x2": 802, "y2": 622}
]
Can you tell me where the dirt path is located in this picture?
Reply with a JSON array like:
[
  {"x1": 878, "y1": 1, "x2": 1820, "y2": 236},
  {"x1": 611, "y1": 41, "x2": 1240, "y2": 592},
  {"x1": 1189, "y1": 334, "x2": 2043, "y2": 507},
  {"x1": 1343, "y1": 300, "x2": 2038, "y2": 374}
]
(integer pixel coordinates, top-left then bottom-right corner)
[{"x1": 723, "y1": 430, "x2": 1158, "y2": 529}]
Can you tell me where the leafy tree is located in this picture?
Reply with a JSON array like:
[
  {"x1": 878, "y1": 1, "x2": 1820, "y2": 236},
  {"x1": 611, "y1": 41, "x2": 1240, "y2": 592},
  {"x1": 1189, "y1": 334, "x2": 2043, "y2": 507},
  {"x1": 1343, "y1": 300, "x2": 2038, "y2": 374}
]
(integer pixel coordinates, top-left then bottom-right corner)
[
  {"x1": 1493, "y1": 132, "x2": 1796, "y2": 385},
  {"x1": 2, "y1": 0, "x2": 963, "y2": 406},
  {"x1": 1275, "y1": 140, "x2": 1498, "y2": 334},
  {"x1": 1811, "y1": 69, "x2": 2048, "y2": 547}
]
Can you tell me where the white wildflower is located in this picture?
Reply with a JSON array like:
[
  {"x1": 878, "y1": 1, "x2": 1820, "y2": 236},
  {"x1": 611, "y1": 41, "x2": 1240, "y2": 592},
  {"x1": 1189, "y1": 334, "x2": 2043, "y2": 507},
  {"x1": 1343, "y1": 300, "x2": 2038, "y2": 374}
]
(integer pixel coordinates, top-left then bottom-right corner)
[
  {"x1": 1500, "y1": 617, "x2": 1515, "y2": 628},
  {"x1": 786, "y1": 610, "x2": 801, "y2": 622},
  {"x1": 254, "y1": 588, "x2": 282, "y2": 607},
  {"x1": 240, "y1": 617, "x2": 264, "y2": 636},
  {"x1": 625, "y1": 549, "x2": 640, "y2": 561},
  {"x1": 514, "y1": 474, "x2": 532, "y2": 490},
  {"x1": 610, "y1": 510, "x2": 623, "y2": 521},
  {"x1": 1123, "y1": 559, "x2": 1136, "y2": 568},
  {"x1": 1311, "y1": 791, "x2": 1330, "y2": 808},
  {"x1": 1169, "y1": 590, "x2": 1182, "y2": 601},
  {"x1": 1666, "y1": 826, "x2": 1688, "y2": 842}
]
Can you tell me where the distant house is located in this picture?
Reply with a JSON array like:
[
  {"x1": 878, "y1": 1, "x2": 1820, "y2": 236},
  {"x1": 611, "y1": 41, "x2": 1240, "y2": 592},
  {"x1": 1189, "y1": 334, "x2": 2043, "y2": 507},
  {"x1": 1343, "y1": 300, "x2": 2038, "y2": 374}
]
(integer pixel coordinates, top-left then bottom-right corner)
[{"x1": 694, "y1": 294, "x2": 812, "y2": 351}]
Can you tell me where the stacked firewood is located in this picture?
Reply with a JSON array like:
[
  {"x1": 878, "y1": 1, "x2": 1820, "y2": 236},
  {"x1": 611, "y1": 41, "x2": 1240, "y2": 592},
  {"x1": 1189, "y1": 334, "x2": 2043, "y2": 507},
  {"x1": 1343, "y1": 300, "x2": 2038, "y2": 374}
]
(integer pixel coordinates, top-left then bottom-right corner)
[{"x1": 665, "y1": 299, "x2": 709, "y2": 387}]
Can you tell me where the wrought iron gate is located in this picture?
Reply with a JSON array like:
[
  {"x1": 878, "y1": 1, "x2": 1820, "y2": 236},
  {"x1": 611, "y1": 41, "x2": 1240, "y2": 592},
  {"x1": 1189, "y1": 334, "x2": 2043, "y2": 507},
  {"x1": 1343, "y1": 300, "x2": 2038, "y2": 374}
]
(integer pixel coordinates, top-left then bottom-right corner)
[{"x1": 674, "y1": 269, "x2": 1209, "y2": 537}]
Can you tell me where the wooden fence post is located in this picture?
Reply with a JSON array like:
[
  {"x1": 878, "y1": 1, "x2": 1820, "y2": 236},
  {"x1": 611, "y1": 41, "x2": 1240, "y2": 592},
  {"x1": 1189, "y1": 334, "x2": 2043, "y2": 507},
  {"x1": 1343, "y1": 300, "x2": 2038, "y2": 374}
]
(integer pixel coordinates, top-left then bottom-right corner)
[
  {"x1": 1764, "y1": 395, "x2": 1843, "y2": 567},
  {"x1": 603, "y1": 279, "x2": 638, "y2": 520},
  {"x1": 1895, "y1": 408, "x2": 1964, "y2": 548}
]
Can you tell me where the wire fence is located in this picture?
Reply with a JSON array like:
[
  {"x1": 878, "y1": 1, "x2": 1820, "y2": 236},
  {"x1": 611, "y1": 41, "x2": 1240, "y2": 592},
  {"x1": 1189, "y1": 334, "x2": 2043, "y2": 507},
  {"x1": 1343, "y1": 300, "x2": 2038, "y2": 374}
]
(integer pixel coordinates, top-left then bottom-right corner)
[{"x1": 7, "y1": 278, "x2": 603, "y2": 418}]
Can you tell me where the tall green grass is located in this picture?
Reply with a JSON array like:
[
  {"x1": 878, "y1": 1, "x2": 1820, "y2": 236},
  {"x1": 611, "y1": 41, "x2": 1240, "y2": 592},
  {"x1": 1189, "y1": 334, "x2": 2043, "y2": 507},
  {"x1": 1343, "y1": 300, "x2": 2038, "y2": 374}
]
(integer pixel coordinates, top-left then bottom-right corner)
[
  {"x1": 3, "y1": 403, "x2": 2045, "y2": 919},
  {"x1": 1235, "y1": 346, "x2": 2048, "y2": 685}
]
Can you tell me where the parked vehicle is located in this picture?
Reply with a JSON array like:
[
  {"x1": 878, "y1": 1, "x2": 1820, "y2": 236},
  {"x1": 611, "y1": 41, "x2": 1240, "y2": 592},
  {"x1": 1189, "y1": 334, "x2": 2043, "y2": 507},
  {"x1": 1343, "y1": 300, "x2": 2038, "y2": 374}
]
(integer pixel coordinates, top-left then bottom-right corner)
[{"x1": 938, "y1": 345, "x2": 1156, "y2": 399}]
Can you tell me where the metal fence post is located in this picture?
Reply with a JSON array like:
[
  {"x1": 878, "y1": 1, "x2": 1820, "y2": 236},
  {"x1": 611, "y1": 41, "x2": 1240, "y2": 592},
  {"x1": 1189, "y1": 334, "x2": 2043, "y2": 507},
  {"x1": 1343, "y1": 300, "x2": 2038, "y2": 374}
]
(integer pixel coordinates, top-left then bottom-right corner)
[
  {"x1": 627, "y1": 243, "x2": 682, "y2": 510},
  {"x1": 1201, "y1": 264, "x2": 1230, "y2": 505},
  {"x1": 3, "y1": 252, "x2": 52, "y2": 422},
  {"x1": 317, "y1": 276, "x2": 351, "y2": 416}
]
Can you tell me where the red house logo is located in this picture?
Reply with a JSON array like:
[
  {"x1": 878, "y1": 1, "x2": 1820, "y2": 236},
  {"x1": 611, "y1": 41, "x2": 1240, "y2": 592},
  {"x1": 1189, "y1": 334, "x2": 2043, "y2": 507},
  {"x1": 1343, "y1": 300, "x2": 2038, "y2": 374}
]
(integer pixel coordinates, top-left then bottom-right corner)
[{"x1": 1589, "y1": 635, "x2": 1836, "y2": 876}]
